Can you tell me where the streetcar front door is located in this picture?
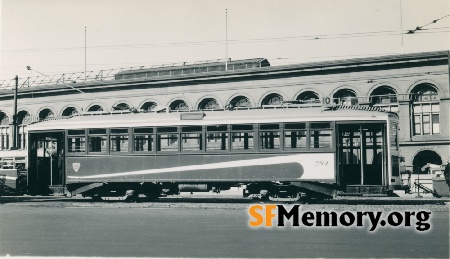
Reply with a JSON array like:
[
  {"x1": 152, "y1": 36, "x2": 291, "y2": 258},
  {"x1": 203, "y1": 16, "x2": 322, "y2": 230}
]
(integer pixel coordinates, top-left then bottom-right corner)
[
  {"x1": 337, "y1": 123, "x2": 387, "y2": 187},
  {"x1": 28, "y1": 132, "x2": 65, "y2": 194}
]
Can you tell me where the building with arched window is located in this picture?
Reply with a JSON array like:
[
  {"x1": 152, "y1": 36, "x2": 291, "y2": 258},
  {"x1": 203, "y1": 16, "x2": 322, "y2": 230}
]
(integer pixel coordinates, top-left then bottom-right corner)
[
  {"x1": 0, "y1": 111, "x2": 9, "y2": 150},
  {"x1": 0, "y1": 52, "x2": 448, "y2": 173},
  {"x1": 411, "y1": 83, "x2": 440, "y2": 136},
  {"x1": 261, "y1": 93, "x2": 283, "y2": 106},
  {"x1": 140, "y1": 101, "x2": 158, "y2": 112},
  {"x1": 87, "y1": 104, "x2": 105, "y2": 112},
  {"x1": 198, "y1": 98, "x2": 220, "y2": 110},
  {"x1": 296, "y1": 91, "x2": 320, "y2": 103},
  {"x1": 229, "y1": 95, "x2": 252, "y2": 109},
  {"x1": 169, "y1": 100, "x2": 189, "y2": 111},
  {"x1": 333, "y1": 89, "x2": 358, "y2": 105},
  {"x1": 370, "y1": 85, "x2": 398, "y2": 112},
  {"x1": 61, "y1": 107, "x2": 79, "y2": 117}
]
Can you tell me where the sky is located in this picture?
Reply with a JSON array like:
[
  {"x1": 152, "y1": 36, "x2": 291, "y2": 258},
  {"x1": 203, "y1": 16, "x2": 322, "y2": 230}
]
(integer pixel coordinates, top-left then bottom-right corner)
[{"x1": 0, "y1": 0, "x2": 449, "y2": 84}]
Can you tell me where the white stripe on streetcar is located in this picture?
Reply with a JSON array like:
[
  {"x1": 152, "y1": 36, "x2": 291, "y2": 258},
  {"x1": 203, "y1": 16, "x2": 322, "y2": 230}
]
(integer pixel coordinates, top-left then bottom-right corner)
[{"x1": 67, "y1": 153, "x2": 335, "y2": 180}]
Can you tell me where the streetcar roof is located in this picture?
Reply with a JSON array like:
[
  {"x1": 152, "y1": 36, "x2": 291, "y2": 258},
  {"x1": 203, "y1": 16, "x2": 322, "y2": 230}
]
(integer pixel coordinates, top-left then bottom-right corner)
[{"x1": 27, "y1": 107, "x2": 397, "y2": 131}]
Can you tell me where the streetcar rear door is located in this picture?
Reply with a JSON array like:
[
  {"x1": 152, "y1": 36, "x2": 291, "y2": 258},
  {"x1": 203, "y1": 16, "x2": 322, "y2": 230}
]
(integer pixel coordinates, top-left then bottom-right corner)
[
  {"x1": 28, "y1": 131, "x2": 65, "y2": 195},
  {"x1": 337, "y1": 123, "x2": 387, "y2": 188}
]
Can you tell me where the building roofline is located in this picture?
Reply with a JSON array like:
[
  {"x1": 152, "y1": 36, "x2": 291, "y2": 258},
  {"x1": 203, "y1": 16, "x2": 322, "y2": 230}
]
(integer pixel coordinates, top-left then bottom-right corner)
[
  {"x1": 273, "y1": 50, "x2": 449, "y2": 71},
  {"x1": 0, "y1": 50, "x2": 448, "y2": 97}
]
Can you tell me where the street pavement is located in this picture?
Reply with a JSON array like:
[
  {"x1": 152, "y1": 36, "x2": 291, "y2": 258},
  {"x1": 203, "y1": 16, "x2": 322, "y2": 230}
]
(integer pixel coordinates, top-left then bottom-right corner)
[{"x1": 0, "y1": 191, "x2": 449, "y2": 258}]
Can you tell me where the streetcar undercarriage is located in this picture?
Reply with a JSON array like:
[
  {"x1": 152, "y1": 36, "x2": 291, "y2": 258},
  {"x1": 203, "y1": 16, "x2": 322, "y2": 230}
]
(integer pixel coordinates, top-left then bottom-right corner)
[{"x1": 61, "y1": 181, "x2": 337, "y2": 202}]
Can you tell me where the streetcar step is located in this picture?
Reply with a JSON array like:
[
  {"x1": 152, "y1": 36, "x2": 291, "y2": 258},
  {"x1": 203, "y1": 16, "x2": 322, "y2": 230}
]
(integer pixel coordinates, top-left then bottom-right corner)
[
  {"x1": 48, "y1": 185, "x2": 70, "y2": 196},
  {"x1": 345, "y1": 185, "x2": 386, "y2": 194}
]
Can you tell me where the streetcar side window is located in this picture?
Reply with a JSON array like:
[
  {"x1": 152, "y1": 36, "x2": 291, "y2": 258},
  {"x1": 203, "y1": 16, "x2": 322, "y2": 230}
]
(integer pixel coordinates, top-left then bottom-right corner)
[
  {"x1": 231, "y1": 124, "x2": 254, "y2": 151},
  {"x1": 284, "y1": 123, "x2": 307, "y2": 150},
  {"x1": 157, "y1": 127, "x2": 179, "y2": 152},
  {"x1": 259, "y1": 124, "x2": 280, "y2": 150},
  {"x1": 310, "y1": 122, "x2": 332, "y2": 149},
  {"x1": 181, "y1": 126, "x2": 203, "y2": 152},
  {"x1": 110, "y1": 128, "x2": 129, "y2": 153},
  {"x1": 206, "y1": 125, "x2": 229, "y2": 151},
  {"x1": 88, "y1": 129, "x2": 107, "y2": 153},
  {"x1": 68, "y1": 129, "x2": 86, "y2": 153},
  {"x1": 134, "y1": 128, "x2": 154, "y2": 152}
]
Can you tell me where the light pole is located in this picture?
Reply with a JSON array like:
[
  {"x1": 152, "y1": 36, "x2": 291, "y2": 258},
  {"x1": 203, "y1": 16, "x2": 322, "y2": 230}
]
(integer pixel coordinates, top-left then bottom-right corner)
[
  {"x1": 27, "y1": 66, "x2": 47, "y2": 77},
  {"x1": 11, "y1": 75, "x2": 18, "y2": 150},
  {"x1": 26, "y1": 66, "x2": 48, "y2": 88}
]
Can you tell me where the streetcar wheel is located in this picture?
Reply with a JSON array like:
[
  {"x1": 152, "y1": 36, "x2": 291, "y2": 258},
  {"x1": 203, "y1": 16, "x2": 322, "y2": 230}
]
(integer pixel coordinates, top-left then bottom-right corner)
[
  {"x1": 125, "y1": 190, "x2": 138, "y2": 202},
  {"x1": 144, "y1": 193, "x2": 160, "y2": 201}
]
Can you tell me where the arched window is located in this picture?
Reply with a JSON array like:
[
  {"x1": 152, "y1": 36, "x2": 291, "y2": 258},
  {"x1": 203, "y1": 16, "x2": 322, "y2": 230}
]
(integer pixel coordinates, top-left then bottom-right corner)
[
  {"x1": 198, "y1": 98, "x2": 219, "y2": 110},
  {"x1": 228, "y1": 96, "x2": 251, "y2": 109},
  {"x1": 0, "y1": 112, "x2": 9, "y2": 150},
  {"x1": 88, "y1": 105, "x2": 104, "y2": 112},
  {"x1": 39, "y1": 109, "x2": 54, "y2": 120},
  {"x1": 17, "y1": 111, "x2": 31, "y2": 125},
  {"x1": 113, "y1": 103, "x2": 130, "y2": 111},
  {"x1": 296, "y1": 91, "x2": 320, "y2": 103},
  {"x1": 412, "y1": 150, "x2": 442, "y2": 174},
  {"x1": 140, "y1": 101, "x2": 157, "y2": 111},
  {"x1": 62, "y1": 107, "x2": 79, "y2": 117},
  {"x1": 0, "y1": 112, "x2": 9, "y2": 125},
  {"x1": 17, "y1": 111, "x2": 31, "y2": 149},
  {"x1": 411, "y1": 84, "x2": 439, "y2": 135},
  {"x1": 333, "y1": 89, "x2": 357, "y2": 105},
  {"x1": 169, "y1": 100, "x2": 189, "y2": 111},
  {"x1": 370, "y1": 86, "x2": 398, "y2": 112},
  {"x1": 261, "y1": 93, "x2": 283, "y2": 106}
]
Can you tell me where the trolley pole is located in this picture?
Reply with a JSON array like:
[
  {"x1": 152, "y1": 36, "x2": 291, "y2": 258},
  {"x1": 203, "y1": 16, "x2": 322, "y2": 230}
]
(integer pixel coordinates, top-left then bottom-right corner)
[{"x1": 11, "y1": 75, "x2": 19, "y2": 150}]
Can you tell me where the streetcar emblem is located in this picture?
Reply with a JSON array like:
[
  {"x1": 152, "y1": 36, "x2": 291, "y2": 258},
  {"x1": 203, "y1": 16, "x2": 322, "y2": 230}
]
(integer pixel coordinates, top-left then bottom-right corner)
[{"x1": 72, "y1": 163, "x2": 80, "y2": 172}]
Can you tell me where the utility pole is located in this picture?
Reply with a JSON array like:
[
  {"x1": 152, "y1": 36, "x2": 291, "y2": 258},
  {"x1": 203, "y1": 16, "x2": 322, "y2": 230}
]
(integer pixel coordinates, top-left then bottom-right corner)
[
  {"x1": 85, "y1": 27, "x2": 87, "y2": 82},
  {"x1": 11, "y1": 75, "x2": 18, "y2": 150},
  {"x1": 400, "y1": 0, "x2": 404, "y2": 55},
  {"x1": 225, "y1": 9, "x2": 228, "y2": 71}
]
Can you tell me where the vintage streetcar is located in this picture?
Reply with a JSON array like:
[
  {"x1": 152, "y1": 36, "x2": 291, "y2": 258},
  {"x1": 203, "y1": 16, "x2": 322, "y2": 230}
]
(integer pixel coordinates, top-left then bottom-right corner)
[{"x1": 3, "y1": 105, "x2": 402, "y2": 200}]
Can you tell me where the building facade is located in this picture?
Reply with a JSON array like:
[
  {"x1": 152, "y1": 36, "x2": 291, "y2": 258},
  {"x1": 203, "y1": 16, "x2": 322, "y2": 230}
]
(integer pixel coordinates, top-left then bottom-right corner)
[{"x1": 0, "y1": 51, "x2": 449, "y2": 173}]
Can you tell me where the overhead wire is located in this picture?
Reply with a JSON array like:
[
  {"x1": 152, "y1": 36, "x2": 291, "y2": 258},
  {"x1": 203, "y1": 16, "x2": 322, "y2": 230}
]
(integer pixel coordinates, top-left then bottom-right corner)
[
  {"x1": 1, "y1": 14, "x2": 449, "y2": 79},
  {"x1": 1, "y1": 26, "x2": 449, "y2": 54},
  {"x1": 406, "y1": 14, "x2": 450, "y2": 34}
]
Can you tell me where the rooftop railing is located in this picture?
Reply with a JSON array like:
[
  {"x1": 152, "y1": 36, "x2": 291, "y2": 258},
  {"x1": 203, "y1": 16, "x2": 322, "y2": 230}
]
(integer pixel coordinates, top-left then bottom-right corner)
[
  {"x1": 331, "y1": 93, "x2": 439, "y2": 105},
  {"x1": 0, "y1": 58, "x2": 266, "y2": 90},
  {"x1": 0, "y1": 67, "x2": 141, "y2": 90}
]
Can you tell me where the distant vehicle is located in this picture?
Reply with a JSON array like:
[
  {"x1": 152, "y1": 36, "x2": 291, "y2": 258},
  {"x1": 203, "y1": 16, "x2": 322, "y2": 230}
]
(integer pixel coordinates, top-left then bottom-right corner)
[
  {"x1": 0, "y1": 150, "x2": 27, "y2": 195},
  {"x1": 402, "y1": 163, "x2": 446, "y2": 194},
  {"x1": 421, "y1": 163, "x2": 444, "y2": 175},
  {"x1": 22, "y1": 106, "x2": 402, "y2": 200}
]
